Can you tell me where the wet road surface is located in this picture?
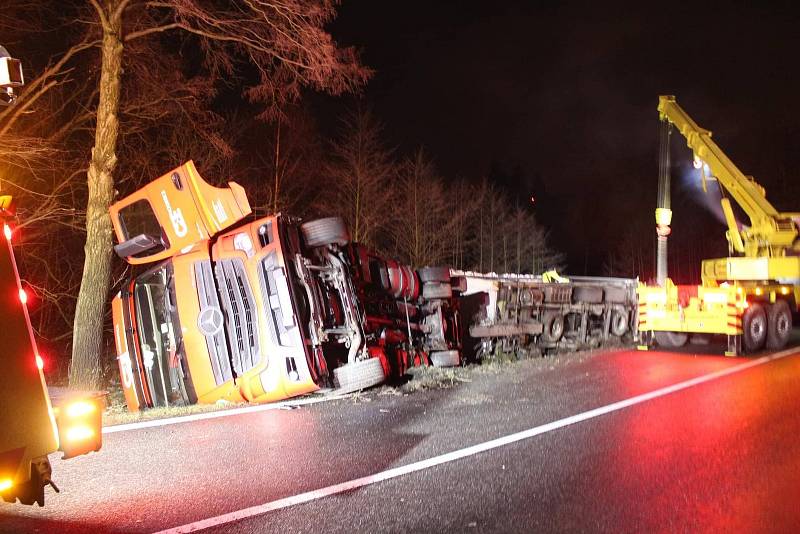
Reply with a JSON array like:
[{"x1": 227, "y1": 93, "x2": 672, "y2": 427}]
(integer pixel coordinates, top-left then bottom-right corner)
[{"x1": 3, "y1": 342, "x2": 800, "y2": 533}]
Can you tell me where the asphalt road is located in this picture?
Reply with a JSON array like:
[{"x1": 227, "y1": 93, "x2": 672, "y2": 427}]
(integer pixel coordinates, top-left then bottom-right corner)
[{"x1": 3, "y1": 339, "x2": 800, "y2": 533}]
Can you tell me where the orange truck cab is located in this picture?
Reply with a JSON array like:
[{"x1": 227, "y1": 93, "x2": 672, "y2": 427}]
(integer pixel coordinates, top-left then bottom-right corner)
[
  {"x1": 110, "y1": 161, "x2": 463, "y2": 411},
  {"x1": 0, "y1": 196, "x2": 104, "y2": 506}
]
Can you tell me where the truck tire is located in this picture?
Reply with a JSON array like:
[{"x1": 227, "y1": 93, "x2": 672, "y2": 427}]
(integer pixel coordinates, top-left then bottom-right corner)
[
  {"x1": 541, "y1": 312, "x2": 564, "y2": 342},
  {"x1": 742, "y1": 303, "x2": 767, "y2": 353},
  {"x1": 422, "y1": 281, "x2": 452, "y2": 299},
  {"x1": 610, "y1": 305, "x2": 629, "y2": 336},
  {"x1": 654, "y1": 331, "x2": 688, "y2": 348},
  {"x1": 300, "y1": 217, "x2": 350, "y2": 248},
  {"x1": 418, "y1": 266, "x2": 451, "y2": 283},
  {"x1": 333, "y1": 357, "x2": 386, "y2": 394},
  {"x1": 430, "y1": 350, "x2": 460, "y2": 367},
  {"x1": 766, "y1": 300, "x2": 792, "y2": 350}
]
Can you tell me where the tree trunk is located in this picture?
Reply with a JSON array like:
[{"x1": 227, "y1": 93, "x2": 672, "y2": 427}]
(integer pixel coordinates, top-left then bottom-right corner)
[{"x1": 70, "y1": 10, "x2": 123, "y2": 389}]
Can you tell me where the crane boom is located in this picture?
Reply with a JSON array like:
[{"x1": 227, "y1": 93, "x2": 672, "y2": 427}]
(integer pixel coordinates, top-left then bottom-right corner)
[{"x1": 657, "y1": 95, "x2": 800, "y2": 257}]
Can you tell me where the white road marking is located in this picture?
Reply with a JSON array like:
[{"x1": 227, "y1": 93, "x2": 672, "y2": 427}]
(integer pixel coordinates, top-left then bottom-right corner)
[
  {"x1": 155, "y1": 347, "x2": 799, "y2": 533},
  {"x1": 103, "y1": 395, "x2": 344, "y2": 434}
]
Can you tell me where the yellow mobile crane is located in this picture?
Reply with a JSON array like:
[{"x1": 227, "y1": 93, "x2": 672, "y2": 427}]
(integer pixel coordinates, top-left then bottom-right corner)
[{"x1": 638, "y1": 96, "x2": 800, "y2": 355}]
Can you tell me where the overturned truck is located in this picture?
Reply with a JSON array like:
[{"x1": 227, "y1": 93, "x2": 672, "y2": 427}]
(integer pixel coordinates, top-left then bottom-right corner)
[{"x1": 109, "y1": 162, "x2": 638, "y2": 411}]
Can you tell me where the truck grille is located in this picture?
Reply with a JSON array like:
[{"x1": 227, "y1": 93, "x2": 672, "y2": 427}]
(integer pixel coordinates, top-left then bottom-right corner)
[
  {"x1": 194, "y1": 260, "x2": 233, "y2": 385},
  {"x1": 215, "y1": 258, "x2": 260, "y2": 374},
  {"x1": 259, "y1": 252, "x2": 301, "y2": 348}
]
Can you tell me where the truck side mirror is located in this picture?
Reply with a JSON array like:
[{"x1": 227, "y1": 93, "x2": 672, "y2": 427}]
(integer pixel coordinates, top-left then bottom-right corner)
[{"x1": 113, "y1": 233, "x2": 162, "y2": 259}]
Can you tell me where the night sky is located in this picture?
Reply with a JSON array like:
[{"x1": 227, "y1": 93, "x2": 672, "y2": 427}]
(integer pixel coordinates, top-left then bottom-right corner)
[{"x1": 319, "y1": 1, "x2": 800, "y2": 273}]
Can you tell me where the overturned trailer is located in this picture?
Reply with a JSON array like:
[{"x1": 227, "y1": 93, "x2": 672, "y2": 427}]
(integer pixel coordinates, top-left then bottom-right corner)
[{"x1": 455, "y1": 271, "x2": 639, "y2": 360}]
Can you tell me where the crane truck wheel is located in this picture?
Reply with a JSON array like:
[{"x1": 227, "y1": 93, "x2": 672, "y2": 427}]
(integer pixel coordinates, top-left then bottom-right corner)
[
  {"x1": 300, "y1": 217, "x2": 350, "y2": 248},
  {"x1": 742, "y1": 302, "x2": 768, "y2": 353},
  {"x1": 541, "y1": 312, "x2": 565, "y2": 342},
  {"x1": 610, "y1": 306, "x2": 629, "y2": 337},
  {"x1": 766, "y1": 300, "x2": 792, "y2": 350},
  {"x1": 333, "y1": 357, "x2": 386, "y2": 394},
  {"x1": 654, "y1": 331, "x2": 688, "y2": 348}
]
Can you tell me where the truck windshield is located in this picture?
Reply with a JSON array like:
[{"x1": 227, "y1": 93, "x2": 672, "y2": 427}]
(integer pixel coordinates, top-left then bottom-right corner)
[{"x1": 133, "y1": 262, "x2": 191, "y2": 406}]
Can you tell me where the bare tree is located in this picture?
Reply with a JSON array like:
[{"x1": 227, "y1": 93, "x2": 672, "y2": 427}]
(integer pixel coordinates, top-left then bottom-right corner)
[
  {"x1": 239, "y1": 104, "x2": 325, "y2": 219},
  {"x1": 463, "y1": 178, "x2": 562, "y2": 274},
  {"x1": 388, "y1": 149, "x2": 458, "y2": 267},
  {"x1": 324, "y1": 107, "x2": 395, "y2": 248}
]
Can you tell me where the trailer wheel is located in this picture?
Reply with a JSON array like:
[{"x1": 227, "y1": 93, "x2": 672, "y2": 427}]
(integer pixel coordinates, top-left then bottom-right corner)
[
  {"x1": 742, "y1": 302, "x2": 767, "y2": 353},
  {"x1": 610, "y1": 306, "x2": 629, "y2": 336},
  {"x1": 300, "y1": 217, "x2": 350, "y2": 248},
  {"x1": 333, "y1": 357, "x2": 386, "y2": 394},
  {"x1": 654, "y1": 331, "x2": 688, "y2": 348},
  {"x1": 422, "y1": 281, "x2": 453, "y2": 299},
  {"x1": 430, "y1": 350, "x2": 461, "y2": 367},
  {"x1": 766, "y1": 300, "x2": 792, "y2": 350},
  {"x1": 541, "y1": 312, "x2": 564, "y2": 342},
  {"x1": 418, "y1": 266, "x2": 451, "y2": 283}
]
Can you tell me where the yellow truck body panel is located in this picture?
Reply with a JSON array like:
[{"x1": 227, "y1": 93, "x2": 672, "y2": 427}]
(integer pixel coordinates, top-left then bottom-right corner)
[{"x1": 0, "y1": 218, "x2": 58, "y2": 491}]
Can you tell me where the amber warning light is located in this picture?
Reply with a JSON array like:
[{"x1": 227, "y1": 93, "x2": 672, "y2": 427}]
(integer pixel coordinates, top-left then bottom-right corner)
[{"x1": 51, "y1": 394, "x2": 105, "y2": 459}]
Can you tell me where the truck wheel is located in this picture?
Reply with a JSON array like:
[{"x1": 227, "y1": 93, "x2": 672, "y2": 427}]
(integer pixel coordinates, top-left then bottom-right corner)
[
  {"x1": 430, "y1": 350, "x2": 460, "y2": 367},
  {"x1": 654, "y1": 331, "x2": 689, "y2": 348},
  {"x1": 766, "y1": 300, "x2": 792, "y2": 350},
  {"x1": 541, "y1": 312, "x2": 564, "y2": 342},
  {"x1": 422, "y1": 281, "x2": 452, "y2": 299},
  {"x1": 333, "y1": 357, "x2": 386, "y2": 394},
  {"x1": 418, "y1": 266, "x2": 451, "y2": 283},
  {"x1": 610, "y1": 306, "x2": 629, "y2": 336},
  {"x1": 742, "y1": 303, "x2": 767, "y2": 353},
  {"x1": 300, "y1": 217, "x2": 350, "y2": 248}
]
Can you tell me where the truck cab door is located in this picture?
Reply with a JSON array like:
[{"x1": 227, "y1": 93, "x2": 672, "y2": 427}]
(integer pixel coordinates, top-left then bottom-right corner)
[{"x1": 109, "y1": 161, "x2": 251, "y2": 265}]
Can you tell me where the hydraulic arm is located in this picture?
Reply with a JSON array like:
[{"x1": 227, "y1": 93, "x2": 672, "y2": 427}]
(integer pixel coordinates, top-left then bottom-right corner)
[{"x1": 658, "y1": 96, "x2": 800, "y2": 259}]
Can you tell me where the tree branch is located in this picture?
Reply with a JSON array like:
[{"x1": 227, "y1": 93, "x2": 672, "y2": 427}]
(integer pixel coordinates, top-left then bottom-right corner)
[{"x1": 125, "y1": 22, "x2": 181, "y2": 41}]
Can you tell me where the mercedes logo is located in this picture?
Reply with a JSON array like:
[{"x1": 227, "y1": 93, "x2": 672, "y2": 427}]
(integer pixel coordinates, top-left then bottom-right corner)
[{"x1": 198, "y1": 306, "x2": 224, "y2": 336}]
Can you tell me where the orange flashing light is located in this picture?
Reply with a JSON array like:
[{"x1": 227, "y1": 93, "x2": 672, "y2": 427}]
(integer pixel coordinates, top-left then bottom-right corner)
[
  {"x1": 0, "y1": 478, "x2": 12, "y2": 492},
  {"x1": 65, "y1": 425, "x2": 95, "y2": 442},
  {"x1": 754, "y1": 287, "x2": 763, "y2": 296},
  {"x1": 65, "y1": 400, "x2": 96, "y2": 418},
  {"x1": 781, "y1": 287, "x2": 790, "y2": 295}
]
